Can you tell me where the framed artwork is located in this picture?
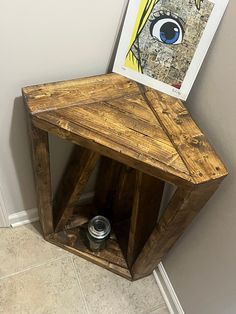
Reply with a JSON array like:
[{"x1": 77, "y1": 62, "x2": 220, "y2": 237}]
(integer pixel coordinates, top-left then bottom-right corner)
[{"x1": 113, "y1": 0, "x2": 229, "y2": 100}]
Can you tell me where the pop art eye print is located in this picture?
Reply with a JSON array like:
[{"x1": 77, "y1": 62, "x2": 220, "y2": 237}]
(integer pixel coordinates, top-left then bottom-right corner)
[{"x1": 113, "y1": 0, "x2": 229, "y2": 100}]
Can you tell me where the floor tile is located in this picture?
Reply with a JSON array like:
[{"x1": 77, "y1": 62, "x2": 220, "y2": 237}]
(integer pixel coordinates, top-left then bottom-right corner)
[
  {"x1": 0, "y1": 256, "x2": 87, "y2": 314},
  {"x1": 148, "y1": 305, "x2": 170, "y2": 313},
  {"x1": 0, "y1": 222, "x2": 66, "y2": 278},
  {"x1": 73, "y1": 256, "x2": 165, "y2": 314}
]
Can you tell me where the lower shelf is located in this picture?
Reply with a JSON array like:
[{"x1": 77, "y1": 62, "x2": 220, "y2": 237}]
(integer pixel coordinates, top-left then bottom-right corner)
[{"x1": 48, "y1": 208, "x2": 132, "y2": 280}]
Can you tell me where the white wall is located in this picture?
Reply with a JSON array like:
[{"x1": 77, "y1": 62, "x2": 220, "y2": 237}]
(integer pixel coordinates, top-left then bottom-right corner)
[
  {"x1": 0, "y1": 0, "x2": 127, "y2": 216},
  {"x1": 163, "y1": 2, "x2": 236, "y2": 313}
]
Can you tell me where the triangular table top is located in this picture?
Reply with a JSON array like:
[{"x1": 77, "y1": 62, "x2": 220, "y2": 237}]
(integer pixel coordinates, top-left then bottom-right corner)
[{"x1": 23, "y1": 73, "x2": 227, "y2": 187}]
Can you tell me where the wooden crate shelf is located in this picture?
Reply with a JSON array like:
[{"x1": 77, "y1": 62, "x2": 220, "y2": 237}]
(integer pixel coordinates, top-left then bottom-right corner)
[
  {"x1": 49, "y1": 202, "x2": 132, "y2": 279},
  {"x1": 49, "y1": 221, "x2": 131, "y2": 280},
  {"x1": 22, "y1": 73, "x2": 228, "y2": 281}
]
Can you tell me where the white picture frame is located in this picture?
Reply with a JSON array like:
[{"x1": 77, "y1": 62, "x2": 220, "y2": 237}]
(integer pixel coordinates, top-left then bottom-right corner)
[{"x1": 113, "y1": 0, "x2": 229, "y2": 100}]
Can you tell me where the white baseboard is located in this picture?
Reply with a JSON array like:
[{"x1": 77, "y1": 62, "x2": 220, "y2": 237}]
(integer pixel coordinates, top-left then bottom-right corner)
[
  {"x1": 0, "y1": 188, "x2": 10, "y2": 227},
  {"x1": 9, "y1": 207, "x2": 39, "y2": 227},
  {"x1": 9, "y1": 192, "x2": 94, "y2": 228},
  {"x1": 154, "y1": 263, "x2": 185, "y2": 314}
]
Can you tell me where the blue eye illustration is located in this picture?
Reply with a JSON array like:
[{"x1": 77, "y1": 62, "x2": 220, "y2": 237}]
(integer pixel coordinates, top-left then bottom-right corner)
[{"x1": 150, "y1": 13, "x2": 184, "y2": 45}]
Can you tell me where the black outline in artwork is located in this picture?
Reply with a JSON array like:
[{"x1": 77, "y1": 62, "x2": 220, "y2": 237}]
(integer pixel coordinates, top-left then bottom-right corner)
[
  {"x1": 125, "y1": 0, "x2": 203, "y2": 73},
  {"x1": 126, "y1": 0, "x2": 159, "y2": 72}
]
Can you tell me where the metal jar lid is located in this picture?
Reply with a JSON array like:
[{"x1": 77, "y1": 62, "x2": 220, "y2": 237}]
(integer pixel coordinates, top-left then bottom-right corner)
[{"x1": 88, "y1": 216, "x2": 111, "y2": 240}]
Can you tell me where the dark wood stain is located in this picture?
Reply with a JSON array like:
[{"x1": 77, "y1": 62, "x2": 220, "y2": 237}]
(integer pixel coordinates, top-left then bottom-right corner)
[{"x1": 23, "y1": 73, "x2": 228, "y2": 280}]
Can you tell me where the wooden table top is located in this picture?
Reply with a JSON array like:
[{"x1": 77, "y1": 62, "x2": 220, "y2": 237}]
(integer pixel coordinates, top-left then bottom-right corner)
[{"x1": 22, "y1": 73, "x2": 227, "y2": 187}]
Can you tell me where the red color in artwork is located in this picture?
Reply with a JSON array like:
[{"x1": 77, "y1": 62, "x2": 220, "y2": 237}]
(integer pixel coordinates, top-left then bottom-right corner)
[{"x1": 172, "y1": 83, "x2": 181, "y2": 89}]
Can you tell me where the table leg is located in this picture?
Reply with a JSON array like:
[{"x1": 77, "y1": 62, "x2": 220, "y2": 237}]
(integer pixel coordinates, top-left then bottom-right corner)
[
  {"x1": 29, "y1": 122, "x2": 53, "y2": 237},
  {"x1": 131, "y1": 179, "x2": 222, "y2": 279}
]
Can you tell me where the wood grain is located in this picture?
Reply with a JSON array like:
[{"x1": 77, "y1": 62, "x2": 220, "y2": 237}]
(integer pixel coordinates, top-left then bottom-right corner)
[
  {"x1": 23, "y1": 73, "x2": 228, "y2": 186},
  {"x1": 28, "y1": 122, "x2": 53, "y2": 237},
  {"x1": 142, "y1": 87, "x2": 228, "y2": 184},
  {"x1": 112, "y1": 165, "x2": 136, "y2": 223},
  {"x1": 127, "y1": 172, "x2": 164, "y2": 267},
  {"x1": 23, "y1": 72, "x2": 228, "y2": 281},
  {"x1": 31, "y1": 100, "x2": 192, "y2": 186},
  {"x1": 49, "y1": 223, "x2": 131, "y2": 280},
  {"x1": 94, "y1": 156, "x2": 123, "y2": 217},
  {"x1": 131, "y1": 179, "x2": 223, "y2": 279},
  {"x1": 22, "y1": 73, "x2": 139, "y2": 114}
]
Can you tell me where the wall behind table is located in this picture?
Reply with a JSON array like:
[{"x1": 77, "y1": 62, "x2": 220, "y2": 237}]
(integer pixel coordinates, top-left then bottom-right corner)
[
  {"x1": 163, "y1": 2, "x2": 236, "y2": 313},
  {"x1": 0, "y1": 0, "x2": 127, "y2": 216}
]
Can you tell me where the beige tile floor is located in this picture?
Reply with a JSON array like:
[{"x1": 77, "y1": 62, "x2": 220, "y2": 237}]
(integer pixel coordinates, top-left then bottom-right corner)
[{"x1": 0, "y1": 223, "x2": 169, "y2": 314}]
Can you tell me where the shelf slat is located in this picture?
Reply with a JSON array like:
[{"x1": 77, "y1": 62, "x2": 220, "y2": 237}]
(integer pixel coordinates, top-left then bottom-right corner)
[{"x1": 49, "y1": 223, "x2": 132, "y2": 280}]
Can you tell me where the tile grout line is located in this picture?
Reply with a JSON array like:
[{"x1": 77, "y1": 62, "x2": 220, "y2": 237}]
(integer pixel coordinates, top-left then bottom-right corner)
[
  {"x1": 0, "y1": 254, "x2": 69, "y2": 281},
  {"x1": 139, "y1": 302, "x2": 169, "y2": 314},
  {"x1": 71, "y1": 256, "x2": 90, "y2": 314}
]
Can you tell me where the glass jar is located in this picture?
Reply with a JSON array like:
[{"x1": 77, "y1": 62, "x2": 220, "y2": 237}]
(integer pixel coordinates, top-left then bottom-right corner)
[{"x1": 87, "y1": 215, "x2": 111, "y2": 252}]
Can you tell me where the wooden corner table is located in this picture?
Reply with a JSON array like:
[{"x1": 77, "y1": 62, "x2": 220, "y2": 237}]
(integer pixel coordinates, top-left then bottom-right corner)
[{"x1": 22, "y1": 73, "x2": 228, "y2": 281}]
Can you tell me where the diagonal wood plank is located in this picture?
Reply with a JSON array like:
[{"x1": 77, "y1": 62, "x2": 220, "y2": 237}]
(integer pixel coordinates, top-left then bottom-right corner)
[
  {"x1": 127, "y1": 171, "x2": 164, "y2": 267},
  {"x1": 22, "y1": 73, "x2": 140, "y2": 114},
  {"x1": 54, "y1": 145, "x2": 99, "y2": 232},
  {"x1": 131, "y1": 179, "x2": 223, "y2": 279},
  {"x1": 142, "y1": 87, "x2": 228, "y2": 184}
]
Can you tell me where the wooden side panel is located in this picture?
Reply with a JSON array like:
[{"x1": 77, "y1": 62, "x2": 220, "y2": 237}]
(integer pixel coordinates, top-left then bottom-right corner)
[
  {"x1": 29, "y1": 122, "x2": 53, "y2": 237},
  {"x1": 54, "y1": 146, "x2": 99, "y2": 232},
  {"x1": 94, "y1": 156, "x2": 123, "y2": 217},
  {"x1": 131, "y1": 179, "x2": 222, "y2": 279},
  {"x1": 95, "y1": 159, "x2": 136, "y2": 258},
  {"x1": 127, "y1": 172, "x2": 164, "y2": 267},
  {"x1": 32, "y1": 114, "x2": 192, "y2": 187},
  {"x1": 111, "y1": 166, "x2": 136, "y2": 258},
  {"x1": 39, "y1": 99, "x2": 190, "y2": 181},
  {"x1": 112, "y1": 165, "x2": 136, "y2": 223}
]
